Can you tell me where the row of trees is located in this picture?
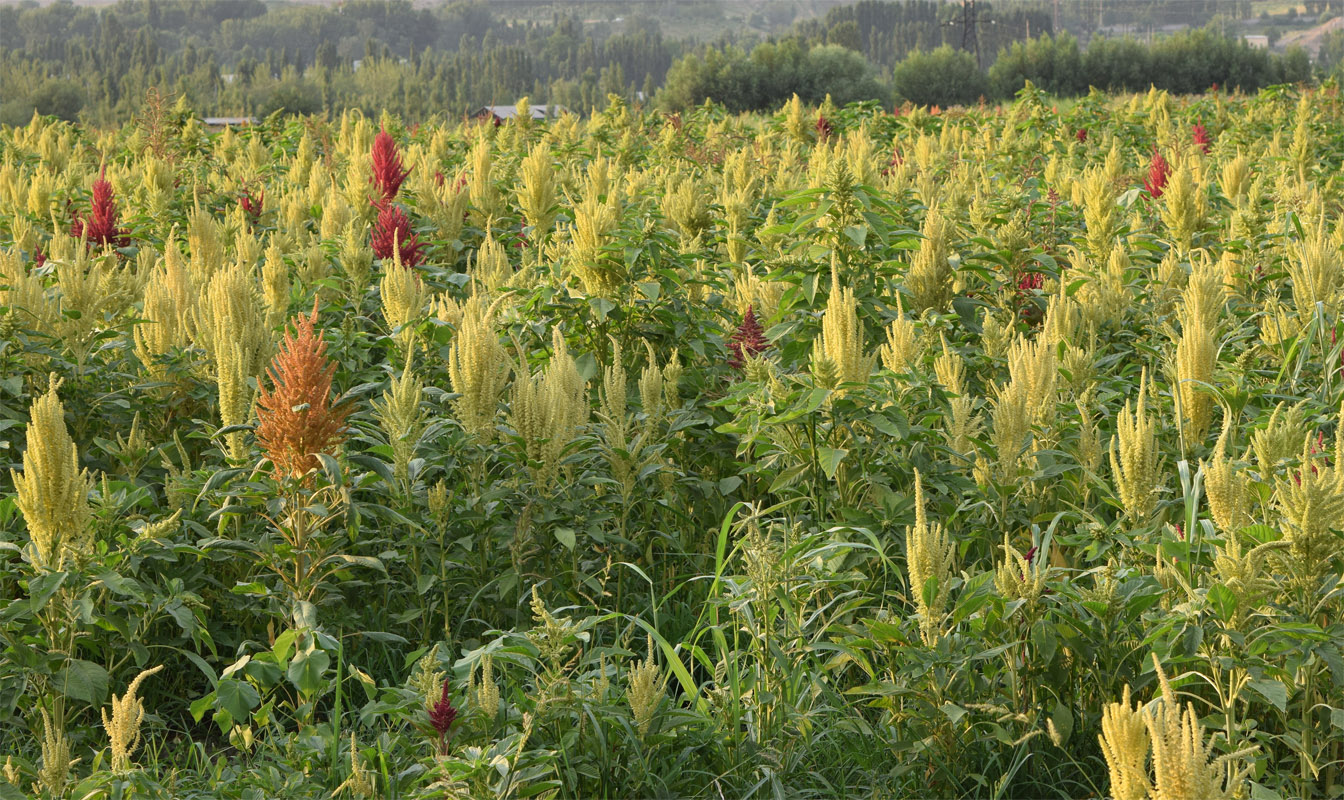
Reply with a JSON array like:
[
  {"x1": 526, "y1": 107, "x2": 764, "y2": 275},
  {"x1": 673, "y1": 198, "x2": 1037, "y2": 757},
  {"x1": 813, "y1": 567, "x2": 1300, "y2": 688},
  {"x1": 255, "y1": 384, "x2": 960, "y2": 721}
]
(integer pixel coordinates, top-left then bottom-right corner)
[
  {"x1": 0, "y1": 0, "x2": 681, "y2": 125},
  {"x1": 668, "y1": 28, "x2": 1316, "y2": 112},
  {"x1": 0, "y1": 0, "x2": 1327, "y2": 125}
]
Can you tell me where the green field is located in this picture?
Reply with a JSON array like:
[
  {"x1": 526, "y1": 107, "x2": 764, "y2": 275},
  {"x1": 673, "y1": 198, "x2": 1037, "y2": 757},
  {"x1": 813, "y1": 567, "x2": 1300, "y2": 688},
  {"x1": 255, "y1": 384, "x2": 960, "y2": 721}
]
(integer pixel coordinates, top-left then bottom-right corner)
[{"x1": 2, "y1": 87, "x2": 1344, "y2": 798}]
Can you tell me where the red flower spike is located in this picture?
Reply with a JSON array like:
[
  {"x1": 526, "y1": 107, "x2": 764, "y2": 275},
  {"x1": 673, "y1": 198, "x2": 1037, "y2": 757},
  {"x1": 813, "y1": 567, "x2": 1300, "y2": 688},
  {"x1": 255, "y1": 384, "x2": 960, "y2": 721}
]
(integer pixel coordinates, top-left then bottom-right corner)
[
  {"x1": 240, "y1": 186, "x2": 264, "y2": 226},
  {"x1": 428, "y1": 679, "x2": 458, "y2": 755},
  {"x1": 1192, "y1": 123, "x2": 1212, "y2": 154},
  {"x1": 728, "y1": 306, "x2": 768, "y2": 370},
  {"x1": 255, "y1": 300, "x2": 352, "y2": 481},
  {"x1": 1017, "y1": 272, "x2": 1044, "y2": 292},
  {"x1": 71, "y1": 167, "x2": 129, "y2": 248},
  {"x1": 1076, "y1": 128, "x2": 1088, "y2": 143},
  {"x1": 371, "y1": 202, "x2": 425, "y2": 267},
  {"x1": 815, "y1": 114, "x2": 834, "y2": 141},
  {"x1": 370, "y1": 127, "x2": 411, "y2": 204},
  {"x1": 1144, "y1": 150, "x2": 1171, "y2": 199}
]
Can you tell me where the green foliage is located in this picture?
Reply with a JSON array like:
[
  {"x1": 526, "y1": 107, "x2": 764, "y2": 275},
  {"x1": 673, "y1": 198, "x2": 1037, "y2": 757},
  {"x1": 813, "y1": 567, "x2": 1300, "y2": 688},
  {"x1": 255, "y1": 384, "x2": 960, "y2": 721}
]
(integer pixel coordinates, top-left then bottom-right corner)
[
  {"x1": 893, "y1": 45, "x2": 988, "y2": 107},
  {"x1": 4, "y1": 85, "x2": 1344, "y2": 799}
]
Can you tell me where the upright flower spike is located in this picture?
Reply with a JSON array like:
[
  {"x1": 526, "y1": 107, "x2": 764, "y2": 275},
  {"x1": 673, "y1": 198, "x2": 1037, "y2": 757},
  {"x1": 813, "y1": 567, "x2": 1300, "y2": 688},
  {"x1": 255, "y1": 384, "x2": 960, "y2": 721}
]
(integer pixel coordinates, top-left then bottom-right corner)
[
  {"x1": 370, "y1": 128, "x2": 410, "y2": 204},
  {"x1": 1110, "y1": 371, "x2": 1161, "y2": 522},
  {"x1": 727, "y1": 306, "x2": 768, "y2": 370},
  {"x1": 1192, "y1": 122, "x2": 1212, "y2": 154},
  {"x1": 11, "y1": 375, "x2": 93, "y2": 571},
  {"x1": 239, "y1": 186, "x2": 264, "y2": 226},
  {"x1": 101, "y1": 665, "x2": 164, "y2": 773},
  {"x1": 255, "y1": 300, "x2": 352, "y2": 480},
  {"x1": 71, "y1": 167, "x2": 129, "y2": 248},
  {"x1": 1098, "y1": 684, "x2": 1151, "y2": 800},
  {"x1": 428, "y1": 679, "x2": 458, "y2": 756},
  {"x1": 906, "y1": 469, "x2": 954, "y2": 645},
  {"x1": 371, "y1": 202, "x2": 424, "y2": 267},
  {"x1": 1144, "y1": 150, "x2": 1172, "y2": 198}
]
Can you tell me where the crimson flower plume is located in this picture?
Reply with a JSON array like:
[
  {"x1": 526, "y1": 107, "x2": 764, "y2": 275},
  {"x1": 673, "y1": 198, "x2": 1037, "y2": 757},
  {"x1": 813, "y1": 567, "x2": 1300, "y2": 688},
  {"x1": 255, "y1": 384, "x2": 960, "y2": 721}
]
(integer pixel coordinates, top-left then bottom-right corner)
[
  {"x1": 371, "y1": 202, "x2": 425, "y2": 267},
  {"x1": 371, "y1": 127, "x2": 411, "y2": 203},
  {"x1": 728, "y1": 306, "x2": 769, "y2": 370},
  {"x1": 1144, "y1": 150, "x2": 1171, "y2": 198},
  {"x1": 71, "y1": 167, "x2": 129, "y2": 248}
]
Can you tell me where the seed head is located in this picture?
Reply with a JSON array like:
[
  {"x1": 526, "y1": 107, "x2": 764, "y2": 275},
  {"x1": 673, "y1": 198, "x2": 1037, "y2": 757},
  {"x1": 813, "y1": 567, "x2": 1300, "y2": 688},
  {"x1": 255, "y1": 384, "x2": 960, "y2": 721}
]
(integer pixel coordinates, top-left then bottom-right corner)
[
  {"x1": 101, "y1": 664, "x2": 164, "y2": 773},
  {"x1": 11, "y1": 375, "x2": 93, "y2": 571},
  {"x1": 255, "y1": 301, "x2": 352, "y2": 480},
  {"x1": 370, "y1": 127, "x2": 410, "y2": 204}
]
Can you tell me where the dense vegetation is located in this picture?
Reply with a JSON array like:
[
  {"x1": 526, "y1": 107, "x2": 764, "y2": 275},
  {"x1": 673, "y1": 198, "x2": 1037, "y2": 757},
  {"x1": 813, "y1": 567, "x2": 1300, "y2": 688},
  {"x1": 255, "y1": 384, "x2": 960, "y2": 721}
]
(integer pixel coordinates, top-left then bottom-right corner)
[
  {"x1": 0, "y1": 0, "x2": 1326, "y2": 126},
  {"x1": 4, "y1": 83, "x2": 1344, "y2": 798}
]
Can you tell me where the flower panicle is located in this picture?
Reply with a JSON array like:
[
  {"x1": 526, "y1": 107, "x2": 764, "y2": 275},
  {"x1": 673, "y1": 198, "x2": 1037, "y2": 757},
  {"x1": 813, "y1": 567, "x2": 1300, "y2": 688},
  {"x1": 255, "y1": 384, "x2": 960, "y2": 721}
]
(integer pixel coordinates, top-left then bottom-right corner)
[
  {"x1": 1144, "y1": 149, "x2": 1172, "y2": 198},
  {"x1": 728, "y1": 305, "x2": 768, "y2": 370},
  {"x1": 370, "y1": 127, "x2": 411, "y2": 203},
  {"x1": 255, "y1": 300, "x2": 353, "y2": 480},
  {"x1": 371, "y1": 201, "x2": 425, "y2": 267},
  {"x1": 71, "y1": 166, "x2": 129, "y2": 248}
]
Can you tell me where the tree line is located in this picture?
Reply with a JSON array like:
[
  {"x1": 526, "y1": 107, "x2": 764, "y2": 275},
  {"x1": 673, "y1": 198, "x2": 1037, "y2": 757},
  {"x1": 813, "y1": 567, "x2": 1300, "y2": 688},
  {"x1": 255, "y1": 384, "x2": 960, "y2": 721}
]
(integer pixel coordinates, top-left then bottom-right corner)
[{"x1": 0, "y1": 0, "x2": 1327, "y2": 126}]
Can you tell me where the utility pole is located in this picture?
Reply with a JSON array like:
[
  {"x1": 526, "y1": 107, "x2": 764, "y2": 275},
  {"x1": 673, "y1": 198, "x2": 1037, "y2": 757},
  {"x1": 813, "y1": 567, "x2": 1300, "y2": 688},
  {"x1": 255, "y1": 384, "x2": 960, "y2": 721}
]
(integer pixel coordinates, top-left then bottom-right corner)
[
  {"x1": 960, "y1": 0, "x2": 981, "y2": 69},
  {"x1": 1052, "y1": 0, "x2": 1060, "y2": 35}
]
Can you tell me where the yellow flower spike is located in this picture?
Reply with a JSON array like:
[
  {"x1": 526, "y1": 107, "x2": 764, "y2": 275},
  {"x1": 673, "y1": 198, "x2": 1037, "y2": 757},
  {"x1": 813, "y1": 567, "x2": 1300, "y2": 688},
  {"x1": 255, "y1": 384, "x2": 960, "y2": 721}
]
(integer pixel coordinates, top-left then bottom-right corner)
[
  {"x1": 1145, "y1": 655, "x2": 1256, "y2": 800},
  {"x1": 373, "y1": 353, "x2": 426, "y2": 487},
  {"x1": 191, "y1": 264, "x2": 271, "y2": 462},
  {"x1": 1098, "y1": 684, "x2": 1151, "y2": 800},
  {"x1": 1110, "y1": 370, "x2": 1161, "y2": 522},
  {"x1": 625, "y1": 635, "x2": 664, "y2": 741},
  {"x1": 810, "y1": 262, "x2": 876, "y2": 393},
  {"x1": 12, "y1": 376, "x2": 94, "y2": 571},
  {"x1": 36, "y1": 707, "x2": 77, "y2": 797},
  {"x1": 906, "y1": 205, "x2": 953, "y2": 313},
  {"x1": 517, "y1": 143, "x2": 558, "y2": 243},
  {"x1": 880, "y1": 295, "x2": 922, "y2": 375},
  {"x1": 101, "y1": 665, "x2": 164, "y2": 773},
  {"x1": 509, "y1": 328, "x2": 589, "y2": 490},
  {"x1": 906, "y1": 470, "x2": 955, "y2": 645},
  {"x1": 446, "y1": 295, "x2": 510, "y2": 443}
]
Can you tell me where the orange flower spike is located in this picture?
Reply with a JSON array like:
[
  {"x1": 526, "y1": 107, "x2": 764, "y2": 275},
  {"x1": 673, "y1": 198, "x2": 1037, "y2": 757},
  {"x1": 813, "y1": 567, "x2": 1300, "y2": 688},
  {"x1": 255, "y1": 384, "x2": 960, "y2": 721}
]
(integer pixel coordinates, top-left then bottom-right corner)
[{"x1": 255, "y1": 300, "x2": 352, "y2": 479}]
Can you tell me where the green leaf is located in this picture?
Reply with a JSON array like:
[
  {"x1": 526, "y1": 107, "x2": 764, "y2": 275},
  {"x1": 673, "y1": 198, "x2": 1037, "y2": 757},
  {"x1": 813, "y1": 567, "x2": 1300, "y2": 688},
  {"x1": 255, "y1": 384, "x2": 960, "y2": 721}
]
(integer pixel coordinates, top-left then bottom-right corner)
[
  {"x1": 288, "y1": 648, "x2": 330, "y2": 694},
  {"x1": 554, "y1": 527, "x2": 576, "y2": 550},
  {"x1": 215, "y1": 677, "x2": 259, "y2": 721},
  {"x1": 27, "y1": 571, "x2": 67, "y2": 613},
  {"x1": 1207, "y1": 583, "x2": 1236, "y2": 621},
  {"x1": 1247, "y1": 678, "x2": 1288, "y2": 712},
  {"x1": 940, "y1": 702, "x2": 968, "y2": 725},
  {"x1": 589, "y1": 296, "x2": 616, "y2": 322},
  {"x1": 717, "y1": 476, "x2": 743, "y2": 496},
  {"x1": 816, "y1": 447, "x2": 848, "y2": 480},
  {"x1": 1050, "y1": 699, "x2": 1073, "y2": 745},
  {"x1": 637, "y1": 281, "x2": 660, "y2": 301},
  {"x1": 56, "y1": 659, "x2": 109, "y2": 705}
]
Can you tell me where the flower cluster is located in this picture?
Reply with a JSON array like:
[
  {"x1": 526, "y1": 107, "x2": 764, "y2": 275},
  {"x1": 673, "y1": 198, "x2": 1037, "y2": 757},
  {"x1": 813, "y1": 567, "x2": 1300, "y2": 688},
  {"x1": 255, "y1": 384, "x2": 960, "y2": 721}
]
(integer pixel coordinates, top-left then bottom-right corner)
[
  {"x1": 1192, "y1": 122, "x2": 1212, "y2": 154},
  {"x1": 71, "y1": 167, "x2": 129, "y2": 248},
  {"x1": 370, "y1": 127, "x2": 410, "y2": 203},
  {"x1": 1144, "y1": 150, "x2": 1171, "y2": 198},
  {"x1": 255, "y1": 301, "x2": 352, "y2": 480},
  {"x1": 371, "y1": 201, "x2": 425, "y2": 267},
  {"x1": 727, "y1": 306, "x2": 768, "y2": 369}
]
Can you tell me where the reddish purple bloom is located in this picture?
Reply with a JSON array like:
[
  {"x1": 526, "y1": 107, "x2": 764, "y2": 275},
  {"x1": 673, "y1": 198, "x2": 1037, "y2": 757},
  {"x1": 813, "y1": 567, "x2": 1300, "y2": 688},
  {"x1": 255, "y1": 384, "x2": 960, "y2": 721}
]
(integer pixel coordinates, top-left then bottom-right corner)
[
  {"x1": 370, "y1": 128, "x2": 411, "y2": 204},
  {"x1": 1144, "y1": 150, "x2": 1171, "y2": 199},
  {"x1": 815, "y1": 114, "x2": 834, "y2": 141},
  {"x1": 429, "y1": 679, "x2": 458, "y2": 755},
  {"x1": 1075, "y1": 128, "x2": 1088, "y2": 143},
  {"x1": 1192, "y1": 123, "x2": 1212, "y2": 154},
  {"x1": 71, "y1": 167, "x2": 129, "y2": 248},
  {"x1": 371, "y1": 202, "x2": 425, "y2": 267},
  {"x1": 240, "y1": 186, "x2": 264, "y2": 226},
  {"x1": 1017, "y1": 271, "x2": 1044, "y2": 292},
  {"x1": 727, "y1": 306, "x2": 768, "y2": 370}
]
